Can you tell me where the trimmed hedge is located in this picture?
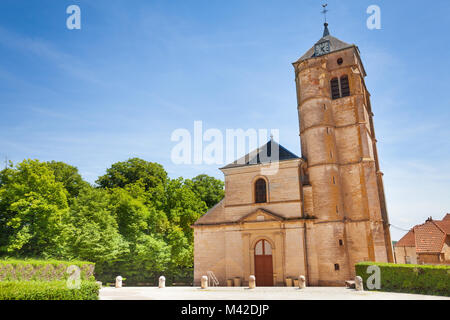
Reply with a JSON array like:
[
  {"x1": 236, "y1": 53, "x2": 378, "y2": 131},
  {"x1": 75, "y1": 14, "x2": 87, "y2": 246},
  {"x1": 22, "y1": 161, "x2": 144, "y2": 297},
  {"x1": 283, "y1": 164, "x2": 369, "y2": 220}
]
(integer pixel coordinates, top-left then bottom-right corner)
[
  {"x1": 0, "y1": 259, "x2": 95, "y2": 281},
  {"x1": 0, "y1": 280, "x2": 100, "y2": 300},
  {"x1": 355, "y1": 262, "x2": 450, "y2": 297},
  {"x1": 95, "y1": 266, "x2": 193, "y2": 286}
]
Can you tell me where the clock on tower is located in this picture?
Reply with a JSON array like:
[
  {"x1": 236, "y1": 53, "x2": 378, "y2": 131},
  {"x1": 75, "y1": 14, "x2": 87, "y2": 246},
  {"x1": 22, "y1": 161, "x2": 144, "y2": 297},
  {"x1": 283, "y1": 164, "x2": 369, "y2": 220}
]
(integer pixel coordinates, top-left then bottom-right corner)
[{"x1": 314, "y1": 40, "x2": 330, "y2": 57}]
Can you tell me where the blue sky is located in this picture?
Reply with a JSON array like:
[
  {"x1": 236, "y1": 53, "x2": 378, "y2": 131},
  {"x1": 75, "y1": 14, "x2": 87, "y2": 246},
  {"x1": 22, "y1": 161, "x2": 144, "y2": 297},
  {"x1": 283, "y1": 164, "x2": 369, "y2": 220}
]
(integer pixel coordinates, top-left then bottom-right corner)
[{"x1": 0, "y1": 0, "x2": 449, "y2": 240}]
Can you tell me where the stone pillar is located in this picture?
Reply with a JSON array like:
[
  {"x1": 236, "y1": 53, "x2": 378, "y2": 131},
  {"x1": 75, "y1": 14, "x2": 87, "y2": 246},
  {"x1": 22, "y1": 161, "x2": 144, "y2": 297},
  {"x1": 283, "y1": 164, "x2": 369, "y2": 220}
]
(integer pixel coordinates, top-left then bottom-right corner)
[
  {"x1": 159, "y1": 276, "x2": 166, "y2": 288},
  {"x1": 233, "y1": 277, "x2": 241, "y2": 287},
  {"x1": 355, "y1": 276, "x2": 364, "y2": 291},
  {"x1": 227, "y1": 279, "x2": 233, "y2": 287},
  {"x1": 201, "y1": 276, "x2": 208, "y2": 289},
  {"x1": 299, "y1": 275, "x2": 306, "y2": 289},
  {"x1": 249, "y1": 275, "x2": 256, "y2": 289},
  {"x1": 115, "y1": 276, "x2": 123, "y2": 288}
]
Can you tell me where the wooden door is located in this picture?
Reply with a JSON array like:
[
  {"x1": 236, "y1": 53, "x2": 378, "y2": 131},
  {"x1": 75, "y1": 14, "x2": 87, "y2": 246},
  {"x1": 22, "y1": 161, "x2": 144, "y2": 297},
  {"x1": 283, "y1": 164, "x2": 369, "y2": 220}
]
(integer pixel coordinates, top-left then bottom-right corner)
[{"x1": 254, "y1": 240, "x2": 273, "y2": 286}]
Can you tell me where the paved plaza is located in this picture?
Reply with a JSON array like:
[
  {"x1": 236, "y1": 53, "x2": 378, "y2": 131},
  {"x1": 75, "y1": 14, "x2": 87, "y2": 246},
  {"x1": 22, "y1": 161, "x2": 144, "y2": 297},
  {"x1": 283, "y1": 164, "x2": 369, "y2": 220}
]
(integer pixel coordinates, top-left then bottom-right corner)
[{"x1": 100, "y1": 286, "x2": 449, "y2": 300}]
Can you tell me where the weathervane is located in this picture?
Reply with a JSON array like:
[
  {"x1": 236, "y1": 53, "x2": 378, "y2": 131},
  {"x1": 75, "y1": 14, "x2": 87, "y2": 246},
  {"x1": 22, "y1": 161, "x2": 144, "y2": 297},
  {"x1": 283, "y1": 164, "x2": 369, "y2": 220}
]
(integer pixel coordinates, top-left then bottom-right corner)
[{"x1": 321, "y1": 3, "x2": 328, "y2": 24}]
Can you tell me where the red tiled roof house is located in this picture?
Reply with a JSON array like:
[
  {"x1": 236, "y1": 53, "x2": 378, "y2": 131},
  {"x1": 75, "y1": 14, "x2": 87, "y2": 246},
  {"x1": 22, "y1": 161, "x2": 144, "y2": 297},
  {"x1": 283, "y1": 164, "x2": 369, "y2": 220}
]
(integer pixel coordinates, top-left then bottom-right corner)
[{"x1": 394, "y1": 214, "x2": 450, "y2": 264}]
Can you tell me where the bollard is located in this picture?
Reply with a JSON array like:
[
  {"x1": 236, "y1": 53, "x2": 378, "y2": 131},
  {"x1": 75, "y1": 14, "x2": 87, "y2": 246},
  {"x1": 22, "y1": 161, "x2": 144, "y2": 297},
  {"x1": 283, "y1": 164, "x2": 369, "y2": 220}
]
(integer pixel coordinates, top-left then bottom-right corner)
[
  {"x1": 201, "y1": 275, "x2": 208, "y2": 289},
  {"x1": 159, "y1": 276, "x2": 166, "y2": 288},
  {"x1": 233, "y1": 277, "x2": 241, "y2": 287},
  {"x1": 115, "y1": 276, "x2": 123, "y2": 288},
  {"x1": 249, "y1": 275, "x2": 256, "y2": 289},
  {"x1": 298, "y1": 275, "x2": 306, "y2": 289},
  {"x1": 227, "y1": 279, "x2": 233, "y2": 287},
  {"x1": 355, "y1": 276, "x2": 364, "y2": 291}
]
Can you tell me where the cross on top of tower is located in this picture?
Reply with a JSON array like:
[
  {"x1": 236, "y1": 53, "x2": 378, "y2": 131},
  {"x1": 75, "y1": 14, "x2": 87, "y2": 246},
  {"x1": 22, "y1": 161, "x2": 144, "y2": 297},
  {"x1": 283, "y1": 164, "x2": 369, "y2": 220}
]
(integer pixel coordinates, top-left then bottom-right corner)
[
  {"x1": 321, "y1": 3, "x2": 328, "y2": 23},
  {"x1": 321, "y1": 3, "x2": 330, "y2": 37}
]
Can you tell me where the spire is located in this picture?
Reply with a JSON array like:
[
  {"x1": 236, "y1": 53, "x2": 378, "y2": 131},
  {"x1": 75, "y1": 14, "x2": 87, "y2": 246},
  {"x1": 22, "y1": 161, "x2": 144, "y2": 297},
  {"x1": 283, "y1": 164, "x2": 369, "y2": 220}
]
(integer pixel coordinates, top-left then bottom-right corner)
[{"x1": 323, "y1": 22, "x2": 330, "y2": 37}]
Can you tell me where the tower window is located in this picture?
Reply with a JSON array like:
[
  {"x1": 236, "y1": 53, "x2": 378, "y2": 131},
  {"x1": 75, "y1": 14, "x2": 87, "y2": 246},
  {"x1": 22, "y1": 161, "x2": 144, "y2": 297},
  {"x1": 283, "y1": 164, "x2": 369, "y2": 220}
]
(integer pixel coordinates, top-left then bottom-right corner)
[
  {"x1": 255, "y1": 178, "x2": 267, "y2": 203},
  {"x1": 330, "y1": 75, "x2": 351, "y2": 99},
  {"x1": 334, "y1": 264, "x2": 340, "y2": 271},
  {"x1": 340, "y1": 75, "x2": 350, "y2": 97},
  {"x1": 330, "y1": 78, "x2": 340, "y2": 99},
  {"x1": 337, "y1": 58, "x2": 343, "y2": 65},
  {"x1": 339, "y1": 239, "x2": 343, "y2": 246},
  {"x1": 332, "y1": 176, "x2": 336, "y2": 184}
]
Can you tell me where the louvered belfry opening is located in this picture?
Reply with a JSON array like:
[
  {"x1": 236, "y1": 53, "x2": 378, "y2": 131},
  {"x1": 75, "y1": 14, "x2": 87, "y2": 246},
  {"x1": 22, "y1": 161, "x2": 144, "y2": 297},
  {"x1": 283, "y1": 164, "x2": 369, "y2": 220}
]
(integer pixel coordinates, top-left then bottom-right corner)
[
  {"x1": 330, "y1": 77, "x2": 340, "y2": 99},
  {"x1": 330, "y1": 75, "x2": 350, "y2": 99},
  {"x1": 255, "y1": 179, "x2": 267, "y2": 203},
  {"x1": 340, "y1": 75, "x2": 350, "y2": 97}
]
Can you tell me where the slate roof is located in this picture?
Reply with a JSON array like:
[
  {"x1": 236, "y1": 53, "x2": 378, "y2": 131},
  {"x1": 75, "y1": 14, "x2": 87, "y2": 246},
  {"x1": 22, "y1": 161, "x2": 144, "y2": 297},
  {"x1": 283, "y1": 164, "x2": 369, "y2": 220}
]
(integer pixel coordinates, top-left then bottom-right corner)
[
  {"x1": 193, "y1": 199, "x2": 225, "y2": 226},
  {"x1": 221, "y1": 140, "x2": 300, "y2": 170},
  {"x1": 294, "y1": 24, "x2": 356, "y2": 64}
]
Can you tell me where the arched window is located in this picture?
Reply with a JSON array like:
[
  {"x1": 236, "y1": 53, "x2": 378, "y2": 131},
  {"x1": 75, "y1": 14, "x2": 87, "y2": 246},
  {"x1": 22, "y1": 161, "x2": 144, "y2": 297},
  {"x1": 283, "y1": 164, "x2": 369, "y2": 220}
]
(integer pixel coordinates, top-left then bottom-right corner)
[
  {"x1": 255, "y1": 178, "x2": 267, "y2": 203},
  {"x1": 255, "y1": 240, "x2": 272, "y2": 255}
]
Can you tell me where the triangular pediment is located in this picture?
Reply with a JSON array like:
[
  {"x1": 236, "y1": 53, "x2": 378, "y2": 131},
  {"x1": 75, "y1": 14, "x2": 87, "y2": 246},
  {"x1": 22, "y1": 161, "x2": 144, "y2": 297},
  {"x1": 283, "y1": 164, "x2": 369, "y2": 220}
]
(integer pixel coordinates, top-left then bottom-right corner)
[{"x1": 238, "y1": 208, "x2": 285, "y2": 223}]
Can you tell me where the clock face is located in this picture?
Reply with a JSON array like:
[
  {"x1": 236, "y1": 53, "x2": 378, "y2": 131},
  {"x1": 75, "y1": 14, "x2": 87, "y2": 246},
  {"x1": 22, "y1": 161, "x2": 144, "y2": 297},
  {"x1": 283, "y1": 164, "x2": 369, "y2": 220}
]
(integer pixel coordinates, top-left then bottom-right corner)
[{"x1": 314, "y1": 41, "x2": 330, "y2": 56}]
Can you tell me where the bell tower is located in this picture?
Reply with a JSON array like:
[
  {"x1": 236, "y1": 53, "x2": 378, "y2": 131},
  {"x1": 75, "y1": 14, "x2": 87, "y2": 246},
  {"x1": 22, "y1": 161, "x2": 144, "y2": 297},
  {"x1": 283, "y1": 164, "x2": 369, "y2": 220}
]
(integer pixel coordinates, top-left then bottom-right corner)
[{"x1": 293, "y1": 22, "x2": 394, "y2": 284}]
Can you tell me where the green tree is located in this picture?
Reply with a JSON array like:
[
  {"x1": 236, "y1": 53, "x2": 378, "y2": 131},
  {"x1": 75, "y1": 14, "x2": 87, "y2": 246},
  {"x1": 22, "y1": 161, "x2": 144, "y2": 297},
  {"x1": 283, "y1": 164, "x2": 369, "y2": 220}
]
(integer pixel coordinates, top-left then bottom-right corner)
[
  {"x1": 63, "y1": 187, "x2": 128, "y2": 264},
  {"x1": 165, "y1": 178, "x2": 207, "y2": 242},
  {"x1": 0, "y1": 160, "x2": 69, "y2": 257},
  {"x1": 106, "y1": 187, "x2": 171, "y2": 281},
  {"x1": 47, "y1": 161, "x2": 90, "y2": 200},
  {"x1": 96, "y1": 158, "x2": 167, "y2": 191},
  {"x1": 185, "y1": 174, "x2": 224, "y2": 209}
]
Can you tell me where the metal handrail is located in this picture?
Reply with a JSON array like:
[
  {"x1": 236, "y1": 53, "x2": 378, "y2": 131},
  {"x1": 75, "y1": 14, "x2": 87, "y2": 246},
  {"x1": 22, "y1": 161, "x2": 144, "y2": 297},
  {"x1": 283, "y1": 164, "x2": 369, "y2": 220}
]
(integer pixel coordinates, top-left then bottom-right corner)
[{"x1": 207, "y1": 271, "x2": 219, "y2": 287}]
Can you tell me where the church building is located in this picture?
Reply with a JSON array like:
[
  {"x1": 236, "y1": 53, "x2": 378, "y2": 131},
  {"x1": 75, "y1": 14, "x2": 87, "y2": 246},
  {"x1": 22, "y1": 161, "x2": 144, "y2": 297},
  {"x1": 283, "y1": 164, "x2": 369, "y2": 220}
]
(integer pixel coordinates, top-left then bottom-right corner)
[{"x1": 192, "y1": 22, "x2": 394, "y2": 286}]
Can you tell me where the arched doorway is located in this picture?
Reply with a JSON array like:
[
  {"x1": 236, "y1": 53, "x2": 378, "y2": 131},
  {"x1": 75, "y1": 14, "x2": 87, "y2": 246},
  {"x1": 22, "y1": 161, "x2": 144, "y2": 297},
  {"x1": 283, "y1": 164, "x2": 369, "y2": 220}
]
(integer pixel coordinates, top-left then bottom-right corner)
[{"x1": 254, "y1": 239, "x2": 273, "y2": 286}]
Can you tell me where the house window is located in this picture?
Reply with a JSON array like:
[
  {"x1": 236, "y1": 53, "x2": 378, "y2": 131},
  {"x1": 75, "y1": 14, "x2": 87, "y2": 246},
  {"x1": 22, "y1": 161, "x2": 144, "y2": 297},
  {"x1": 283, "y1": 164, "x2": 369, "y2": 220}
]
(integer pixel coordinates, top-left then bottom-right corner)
[
  {"x1": 334, "y1": 263, "x2": 340, "y2": 271},
  {"x1": 339, "y1": 239, "x2": 343, "y2": 246},
  {"x1": 255, "y1": 178, "x2": 267, "y2": 203},
  {"x1": 330, "y1": 75, "x2": 351, "y2": 99},
  {"x1": 405, "y1": 256, "x2": 411, "y2": 264}
]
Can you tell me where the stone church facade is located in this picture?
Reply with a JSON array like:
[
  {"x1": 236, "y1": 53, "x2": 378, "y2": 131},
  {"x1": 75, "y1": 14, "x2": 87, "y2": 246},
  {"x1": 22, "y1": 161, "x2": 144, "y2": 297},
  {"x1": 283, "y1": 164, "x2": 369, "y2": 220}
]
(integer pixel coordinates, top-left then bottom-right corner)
[{"x1": 192, "y1": 24, "x2": 394, "y2": 286}]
